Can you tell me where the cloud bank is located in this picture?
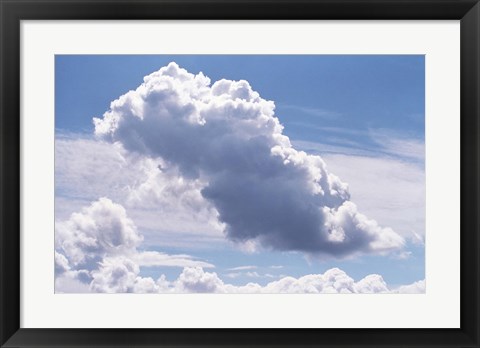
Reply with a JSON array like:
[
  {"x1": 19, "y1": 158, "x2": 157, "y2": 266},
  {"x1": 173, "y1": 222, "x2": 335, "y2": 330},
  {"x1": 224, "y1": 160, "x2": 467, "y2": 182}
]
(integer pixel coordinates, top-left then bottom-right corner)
[
  {"x1": 93, "y1": 62, "x2": 404, "y2": 258},
  {"x1": 55, "y1": 199, "x2": 423, "y2": 294}
]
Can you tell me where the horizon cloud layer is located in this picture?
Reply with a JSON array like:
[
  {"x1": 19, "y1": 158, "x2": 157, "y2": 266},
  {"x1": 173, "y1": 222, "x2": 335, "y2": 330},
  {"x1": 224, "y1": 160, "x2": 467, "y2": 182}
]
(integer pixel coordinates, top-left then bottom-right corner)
[{"x1": 55, "y1": 198, "x2": 423, "y2": 294}]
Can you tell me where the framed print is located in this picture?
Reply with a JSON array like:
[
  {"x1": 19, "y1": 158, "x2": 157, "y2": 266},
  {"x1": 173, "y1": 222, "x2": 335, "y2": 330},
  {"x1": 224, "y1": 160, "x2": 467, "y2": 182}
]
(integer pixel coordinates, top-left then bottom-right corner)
[{"x1": 1, "y1": 0, "x2": 479, "y2": 347}]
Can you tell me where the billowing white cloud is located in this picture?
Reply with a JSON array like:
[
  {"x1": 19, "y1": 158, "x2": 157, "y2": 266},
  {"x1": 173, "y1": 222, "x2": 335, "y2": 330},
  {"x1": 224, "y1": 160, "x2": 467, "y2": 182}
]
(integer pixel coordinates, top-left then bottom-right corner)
[
  {"x1": 142, "y1": 267, "x2": 424, "y2": 294},
  {"x1": 60, "y1": 261, "x2": 425, "y2": 294},
  {"x1": 174, "y1": 266, "x2": 226, "y2": 293},
  {"x1": 393, "y1": 279, "x2": 426, "y2": 294},
  {"x1": 55, "y1": 197, "x2": 142, "y2": 268},
  {"x1": 87, "y1": 255, "x2": 169, "y2": 294},
  {"x1": 55, "y1": 198, "x2": 216, "y2": 293},
  {"x1": 90, "y1": 256, "x2": 141, "y2": 293},
  {"x1": 55, "y1": 251, "x2": 93, "y2": 293},
  {"x1": 353, "y1": 274, "x2": 389, "y2": 294},
  {"x1": 93, "y1": 62, "x2": 404, "y2": 258}
]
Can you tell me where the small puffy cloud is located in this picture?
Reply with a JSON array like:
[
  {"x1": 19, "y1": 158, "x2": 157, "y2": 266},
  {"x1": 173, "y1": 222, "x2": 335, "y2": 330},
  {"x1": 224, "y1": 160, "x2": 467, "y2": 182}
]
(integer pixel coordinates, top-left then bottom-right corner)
[
  {"x1": 353, "y1": 274, "x2": 389, "y2": 294},
  {"x1": 133, "y1": 276, "x2": 162, "y2": 294},
  {"x1": 55, "y1": 197, "x2": 142, "y2": 268},
  {"x1": 175, "y1": 267, "x2": 226, "y2": 293},
  {"x1": 262, "y1": 268, "x2": 356, "y2": 294},
  {"x1": 90, "y1": 256, "x2": 140, "y2": 293},
  {"x1": 54, "y1": 251, "x2": 92, "y2": 293},
  {"x1": 393, "y1": 279, "x2": 426, "y2": 294},
  {"x1": 94, "y1": 62, "x2": 405, "y2": 258},
  {"x1": 88, "y1": 256, "x2": 161, "y2": 294}
]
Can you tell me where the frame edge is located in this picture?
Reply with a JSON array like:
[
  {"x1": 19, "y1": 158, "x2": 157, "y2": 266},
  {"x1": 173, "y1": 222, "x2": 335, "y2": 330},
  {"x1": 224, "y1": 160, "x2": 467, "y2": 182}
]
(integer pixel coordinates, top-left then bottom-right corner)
[
  {"x1": 460, "y1": 1, "x2": 480, "y2": 346},
  {"x1": 0, "y1": 0, "x2": 21, "y2": 347}
]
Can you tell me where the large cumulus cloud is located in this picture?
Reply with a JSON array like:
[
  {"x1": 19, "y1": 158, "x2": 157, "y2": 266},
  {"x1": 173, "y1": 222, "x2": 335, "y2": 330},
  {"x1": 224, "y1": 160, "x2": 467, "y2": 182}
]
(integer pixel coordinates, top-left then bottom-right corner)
[{"x1": 94, "y1": 62, "x2": 404, "y2": 258}]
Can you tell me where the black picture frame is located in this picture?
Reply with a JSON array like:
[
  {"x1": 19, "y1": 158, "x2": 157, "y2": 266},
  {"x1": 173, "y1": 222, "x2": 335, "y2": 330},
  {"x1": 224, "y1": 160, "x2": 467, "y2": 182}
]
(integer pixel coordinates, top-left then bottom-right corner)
[{"x1": 1, "y1": 0, "x2": 479, "y2": 347}]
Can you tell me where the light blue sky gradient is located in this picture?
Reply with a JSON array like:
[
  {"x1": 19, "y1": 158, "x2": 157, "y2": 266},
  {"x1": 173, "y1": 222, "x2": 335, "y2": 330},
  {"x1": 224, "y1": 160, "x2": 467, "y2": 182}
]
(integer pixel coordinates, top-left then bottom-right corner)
[{"x1": 55, "y1": 55, "x2": 425, "y2": 288}]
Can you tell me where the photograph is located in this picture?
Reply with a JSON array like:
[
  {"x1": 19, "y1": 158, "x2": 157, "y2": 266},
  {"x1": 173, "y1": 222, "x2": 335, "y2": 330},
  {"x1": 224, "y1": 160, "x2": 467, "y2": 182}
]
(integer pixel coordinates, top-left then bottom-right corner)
[{"x1": 54, "y1": 55, "x2": 425, "y2": 294}]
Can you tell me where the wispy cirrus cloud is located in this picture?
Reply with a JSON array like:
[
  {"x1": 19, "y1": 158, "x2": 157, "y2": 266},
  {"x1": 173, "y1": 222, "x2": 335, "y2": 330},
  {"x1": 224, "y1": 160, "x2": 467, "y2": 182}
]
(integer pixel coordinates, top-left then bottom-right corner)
[
  {"x1": 134, "y1": 251, "x2": 214, "y2": 269},
  {"x1": 322, "y1": 153, "x2": 425, "y2": 243},
  {"x1": 292, "y1": 139, "x2": 375, "y2": 158},
  {"x1": 369, "y1": 129, "x2": 424, "y2": 162},
  {"x1": 290, "y1": 125, "x2": 424, "y2": 163},
  {"x1": 278, "y1": 104, "x2": 341, "y2": 119},
  {"x1": 227, "y1": 265, "x2": 257, "y2": 271}
]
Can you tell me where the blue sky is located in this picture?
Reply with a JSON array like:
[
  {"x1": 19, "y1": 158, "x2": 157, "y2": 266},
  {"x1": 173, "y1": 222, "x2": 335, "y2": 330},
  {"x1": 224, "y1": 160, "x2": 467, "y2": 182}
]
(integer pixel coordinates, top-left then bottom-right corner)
[
  {"x1": 56, "y1": 55, "x2": 424, "y2": 137},
  {"x1": 55, "y1": 55, "x2": 425, "y2": 293}
]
